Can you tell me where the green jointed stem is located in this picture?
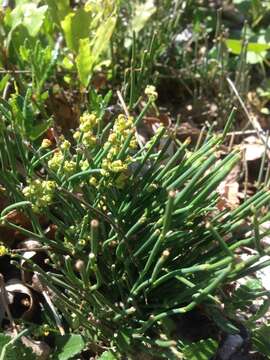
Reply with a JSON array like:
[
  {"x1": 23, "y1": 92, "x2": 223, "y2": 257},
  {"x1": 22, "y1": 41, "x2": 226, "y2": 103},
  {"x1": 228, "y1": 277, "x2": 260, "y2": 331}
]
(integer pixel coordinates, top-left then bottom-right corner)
[
  {"x1": 62, "y1": 169, "x2": 102, "y2": 187},
  {"x1": 252, "y1": 207, "x2": 264, "y2": 254},
  {"x1": 151, "y1": 249, "x2": 170, "y2": 282},
  {"x1": 0, "y1": 201, "x2": 31, "y2": 218},
  {"x1": 132, "y1": 126, "x2": 166, "y2": 178},
  {"x1": 174, "y1": 153, "x2": 218, "y2": 204},
  {"x1": 151, "y1": 256, "x2": 233, "y2": 290},
  {"x1": 222, "y1": 107, "x2": 237, "y2": 140},
  {"x1": 136, "y1": 265, "x2": 232, "y2": 334},
  {"x1": 206, "y1": 222, "x2": 234, "y2": 258},
  {"x1": 134, "y1": 229, "x2": 160, "y2": 258},
  {"x1": 131, "y1": 191, "x2": 176, "y2": 294},
  {"x1": 190, "y1": 154, "x2": 240, "y2": 207},
  {"x1": 91, "y1": 219, "x2": 99, "y2": 257},
  {"x1": 155, "y1": 137, "x2": 190, "y2": 182},
  {"x1": 116, "y1": 214, "x2": 146, "y2": 258},
  {"x1": 64, "y1": 255, "x2": 83, "y2": 287}
]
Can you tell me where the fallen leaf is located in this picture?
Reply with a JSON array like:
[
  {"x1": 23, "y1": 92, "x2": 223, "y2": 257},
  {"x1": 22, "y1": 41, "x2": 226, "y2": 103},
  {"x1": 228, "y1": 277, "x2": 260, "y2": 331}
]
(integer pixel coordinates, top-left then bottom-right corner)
[
  {"x1": 217, "y1": 164, "x2": 241, "y2": 210},
  {"x1": 241, "y1": 135, "x2": 269, "y2": 162}
]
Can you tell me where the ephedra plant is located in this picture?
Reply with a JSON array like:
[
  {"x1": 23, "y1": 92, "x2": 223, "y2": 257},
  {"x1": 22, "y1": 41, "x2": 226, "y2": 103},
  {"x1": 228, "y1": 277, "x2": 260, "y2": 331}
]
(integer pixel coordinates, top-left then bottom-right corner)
[{"x1": 0, "y1": 87, "x2": 270, "y2": 358}]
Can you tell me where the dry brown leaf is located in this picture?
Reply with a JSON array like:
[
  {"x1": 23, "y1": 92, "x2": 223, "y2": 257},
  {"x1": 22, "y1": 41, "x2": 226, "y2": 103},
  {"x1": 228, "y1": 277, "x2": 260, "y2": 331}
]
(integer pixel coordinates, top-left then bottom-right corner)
[
  {"x1": 241, "y1": 135, "x2": 269, "y2": 162},
  {"x1": 46, "y1": 88, "x2": 80, "y2": 134},
  {"x1": 91, "y1": 72, "x2": 107, "y2": 91},
  {"x1": 217, "y1": 164, "x2": 241, "y2": 210}
]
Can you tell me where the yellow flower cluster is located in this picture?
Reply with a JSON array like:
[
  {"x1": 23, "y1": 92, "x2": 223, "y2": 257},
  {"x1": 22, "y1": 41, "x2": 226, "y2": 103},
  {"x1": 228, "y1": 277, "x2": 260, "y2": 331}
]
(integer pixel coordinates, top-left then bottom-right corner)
[
  {"x1": 41, "y1": 138, "x2": 52, "y2": 149},
  {"x1": 80, "y1": 159, "x2": 90, "y2": 171},
  {"x1": 60, "y1": 139, "x2": 71, "y2": 151},
  {"x1": 22, "y1": 179, "x2": 56, "y2": 213},
  {"x1": 48, "y1": 138, "x2": 76, "y2": 176},
  {"x1": 48, "y1": 151, "x2": 64, "y2": 171},
  {"x1": 74, "y1": 112, "x2": 98, "y2": 148},
  {"x1": 145, "y1": 85, "x2": 158, "y2": 102},
  {"x1": 63, "y1": 160, "x2": 76, "y2": 175},
  {"x1": 0, "y1": 244, "x2": 8, "y2": 257},
  {"x1": 96, "y1": 114, "x2": 137, "y2": 188}
]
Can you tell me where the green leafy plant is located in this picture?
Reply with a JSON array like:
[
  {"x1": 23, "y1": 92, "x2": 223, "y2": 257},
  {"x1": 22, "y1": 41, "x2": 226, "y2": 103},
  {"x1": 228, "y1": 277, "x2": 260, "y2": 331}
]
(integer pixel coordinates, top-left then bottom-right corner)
[
  {"x1": 53, "y1": 334, "x2": 85, "y2": 360},
  {"x1": 252, "y1": 324, "x2": 270, "y2": 358},
  {"x1": 0, "y1": 86, "x2": 270, "y2": 358},
  {"x1": 222, "y1": 276, "x2": 270, "y2": 358},
  {"x1": 1, "y1": 1, "x2": 270, "y2": 359},
  {"x1": 182, "y1": 338, "x2": 218, "y2": 360},
  {"x1": 59, "y1": 0, "x2": 118, "y2": 87},
  {"x1": 0, "y1": 330, "x2": 35, "y2": 360}
]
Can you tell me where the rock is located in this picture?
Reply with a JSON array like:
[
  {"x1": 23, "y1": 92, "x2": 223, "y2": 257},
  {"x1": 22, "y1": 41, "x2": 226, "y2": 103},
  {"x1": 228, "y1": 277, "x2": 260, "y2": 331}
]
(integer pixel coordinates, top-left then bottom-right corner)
[{"x1": 216, "y1": 334, "x2": 244, "y2": 360}]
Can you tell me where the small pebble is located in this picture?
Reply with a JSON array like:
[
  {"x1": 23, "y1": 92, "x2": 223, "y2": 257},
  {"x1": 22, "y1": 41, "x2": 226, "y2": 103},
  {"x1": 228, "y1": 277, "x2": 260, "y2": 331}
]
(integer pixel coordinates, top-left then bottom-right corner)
[{"x1": 217, "y1": 334, "x2": 244, "y2": 360}]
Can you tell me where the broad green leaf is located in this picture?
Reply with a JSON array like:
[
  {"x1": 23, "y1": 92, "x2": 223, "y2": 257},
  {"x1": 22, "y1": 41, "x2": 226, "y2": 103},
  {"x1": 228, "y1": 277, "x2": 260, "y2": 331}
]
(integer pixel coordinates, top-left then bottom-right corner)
[
  {"x1": 75, "y1": 14, "x2": 116, "y2": 86},
  {"x1": 53, "y1": 334, "x2": 85, "y2": 360},
  {"x1": 90, "y1": 15, "x2": 116, "y2": 67},
  {"x1": 76, "y1": 38, "x2": 92, "y2": 87},
  {"x1": 98, "y1": 350, "x2": 118, "y2": 360},
  {"x1": 225, "y1": 39, "x2": 270, "y2": 64},
  {"x1": 29, "y1": 118, "x2": 52, "y2": 141},
  {"x1": 183, "y1": 338, "x2": 218, "y2": 360},
  {"x1": 226, "y1": 39, "x2": 270, "y2": 54},
  {"x1": 0, "y1": 74, "x2": 10, "y2": 93},
  {"x1": 131, "y1": 0, "x2": 156, "y2": 34},
  {"x1": 7, "y1": 4, "x2": 48, "y2": 37},
  {"x1": 61, "y1": 8, "x2": 91, "y2": 52},
  {"x1": 15, "y1": 0, "x2": 40, "y2": 4},
  {"x1": 9, "y1": 93, "x2": 50, "y2": 140},
  {"x1": 252, "y1": 325, "x2": 270, "y2": 358}
]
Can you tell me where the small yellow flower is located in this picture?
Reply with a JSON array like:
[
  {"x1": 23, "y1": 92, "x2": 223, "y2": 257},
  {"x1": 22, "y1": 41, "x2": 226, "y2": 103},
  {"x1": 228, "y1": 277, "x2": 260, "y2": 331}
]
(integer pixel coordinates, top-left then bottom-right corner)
[
  {"x1": 0, "y1": 245, "x2": 8, "y2": 256},
  {"x1": 23, "y1": 180, "x2": 56, "y2": 213},
  {"x1": 109, "y1": 160, "x2": 127, "y2": 173},
  {"x1": 44, "y1": 181, "x2": 56, "y2": 191},
  {"x1": 80, "y1": 113, "x2": 97, "y2": 130},
  {"x1": 145, "y1": 85, "x2": 158, "y2": 101},
  {"x1": 129, "y1": 138, "x2": 137, "y2": 149},
  {"x1": 73, "y1": 131, "x2": 81, "y2": 141},
  {"x1": 41, "y1": 139, "x2": 52, "y2": 149},
  {"x1": 80, "y1": 159, "x2": 89, "y2": 171},
  {"x1": 82, "y1": 132, "x2": 96, "y2": 147},
  {"x1": 101, "y1": 169, "x2": 110, "y2": 177},
  {"x1": 101, "y1": 159, "x2": 109, "y2": 170},
  {"x1": 89, "y1": 177, "x2": 98, "y2": 187},
  {"x1": 63, "y1": 160, "x2": 76, "y2": 175},
  {"x1": 60, "y1": 139, "x2": 71, "y2": 151},
  {"x1": 79, "y1": 122, "x2": 91, "y2": 133},
  {"x1": 108, "y1": 133, "x2": 117, "y2": 143},
  {"x1": 48, "y1": 151, "x2": 64, "y2": 171}
]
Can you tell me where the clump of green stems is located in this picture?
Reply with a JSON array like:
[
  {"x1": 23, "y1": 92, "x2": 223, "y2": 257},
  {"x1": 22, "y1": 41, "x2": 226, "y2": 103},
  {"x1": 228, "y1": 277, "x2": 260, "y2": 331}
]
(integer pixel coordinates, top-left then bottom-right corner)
[{"x1": 0, "y1": 98, "x2": 270, "y2": 358}]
